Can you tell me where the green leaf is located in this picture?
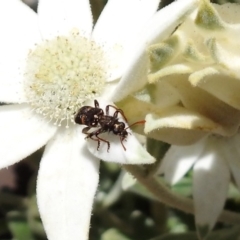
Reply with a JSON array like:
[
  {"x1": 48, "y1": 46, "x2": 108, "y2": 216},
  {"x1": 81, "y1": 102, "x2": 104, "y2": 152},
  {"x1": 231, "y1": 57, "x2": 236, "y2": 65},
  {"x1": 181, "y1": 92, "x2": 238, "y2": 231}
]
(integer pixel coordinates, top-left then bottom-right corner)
[
  {"x1": 101, "y1": 228, "x2": 131, "y2": 240},
  {"x1": 7, "y1": 211, "x2": 34, "y2": 240},
  {"x1": 138, "y1": 138, "x2": 170, "y2": 177},
  {"x1": 149, "y1": 226, "x2": 240, "y2": 240},
  {"x1": 149, "y1": 232, "x2": 198, "y2": 240},
  {"x1": 171, "y1": 176, "x2": 192, "y2": 197}
]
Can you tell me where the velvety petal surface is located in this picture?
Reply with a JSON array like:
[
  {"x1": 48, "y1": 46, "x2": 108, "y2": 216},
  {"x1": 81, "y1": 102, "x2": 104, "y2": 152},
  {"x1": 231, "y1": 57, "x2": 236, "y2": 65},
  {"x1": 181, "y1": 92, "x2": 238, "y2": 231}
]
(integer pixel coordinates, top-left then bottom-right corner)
[
  {"x1": 144, "y1": 106, "x2": 216, "y2": 145},
  {"x1": 0, "y1": 104, "x2": 57, "y2": 168},
  {"x1": 87, "y1": 130, "x2": 155, "y2": 164},
  {"x1": 193, "y1": 136, "x2": 230, "y2": 239},
  {"x1": 0, "y1": 0, "x2": 41, "y2": 103},
  {"x1": 110, "y1": 0, "x2": 199, "y2": 102},
  {"x1": 167, "y1": 76, "x2": 240, "y2": 136},
  {"x1": 224, "y1": 134, "x2": 240, "y2": 192},
  {"x1": 37, "y1": 126, "x2": 100, "y2": 240},
  {"x1": 189, "y1": 69, "x2": 240, "y2": 110},
  {"x1": 38, "y1": 0, "x2": 93, "y2": 39},
  {"x1": 92, "y1": 0, "x2": 160, "y2": 81},
  {"x1": 160, "y1": 139, "x2": 205, "y2": 185}
]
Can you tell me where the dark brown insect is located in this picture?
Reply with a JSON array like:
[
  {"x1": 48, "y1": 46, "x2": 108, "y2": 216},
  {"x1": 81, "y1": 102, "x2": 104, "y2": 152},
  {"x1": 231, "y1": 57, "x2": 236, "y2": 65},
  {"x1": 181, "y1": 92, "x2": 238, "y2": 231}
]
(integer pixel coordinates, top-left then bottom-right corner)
[{"x1": 75, "y1": 100, "x2": 145, "y2": 152}]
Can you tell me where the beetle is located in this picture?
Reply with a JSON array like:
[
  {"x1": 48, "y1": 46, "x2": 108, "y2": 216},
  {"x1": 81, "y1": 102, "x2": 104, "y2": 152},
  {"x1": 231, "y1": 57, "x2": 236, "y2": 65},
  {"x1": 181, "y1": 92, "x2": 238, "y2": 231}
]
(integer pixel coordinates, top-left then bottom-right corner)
[{"x1": 74, "y1": 100, "x2": 144, "y2": 151}]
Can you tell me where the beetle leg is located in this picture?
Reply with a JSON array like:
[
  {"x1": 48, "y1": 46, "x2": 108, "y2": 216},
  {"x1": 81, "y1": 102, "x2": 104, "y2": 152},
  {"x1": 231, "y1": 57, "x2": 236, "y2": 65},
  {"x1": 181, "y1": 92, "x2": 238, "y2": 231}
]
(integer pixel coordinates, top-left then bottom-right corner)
[
  {"x1": 82, "y1": 126, "x2": 92, "y2": 134},
  {"x1": 106, "y1": 105, "x2": 128, "y2": 122},
  {"x1": 86, "y1": 128, "x2": 110, "y2": 152},
  {"x1": 120, "y1": 136, "x2": 127, "y2": 151},
  {"x1": 94, "y1": 99, "x2": 100, "y2": 108}
]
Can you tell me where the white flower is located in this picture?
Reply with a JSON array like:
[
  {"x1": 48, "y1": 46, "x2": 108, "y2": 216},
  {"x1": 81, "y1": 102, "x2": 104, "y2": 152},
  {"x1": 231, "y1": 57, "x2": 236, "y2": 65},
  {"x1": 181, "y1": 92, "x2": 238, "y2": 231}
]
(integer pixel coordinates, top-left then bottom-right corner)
[
  {"x1": 0, "y1": 0, "x2": 160, "y2": 239},
  {"x1": 113, "y1": 0, "x2": 240, "y2": 238},
  {"x1": 159, "y1": 135, "x2": 240, "y2": 238}
]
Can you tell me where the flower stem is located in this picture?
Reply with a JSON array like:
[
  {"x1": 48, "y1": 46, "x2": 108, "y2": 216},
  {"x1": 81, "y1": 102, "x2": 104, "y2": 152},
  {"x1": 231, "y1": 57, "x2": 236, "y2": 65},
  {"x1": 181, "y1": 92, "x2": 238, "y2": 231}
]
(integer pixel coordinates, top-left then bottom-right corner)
[{"x1": 123, "y1": 164, "x2": 240, "y2": 224}]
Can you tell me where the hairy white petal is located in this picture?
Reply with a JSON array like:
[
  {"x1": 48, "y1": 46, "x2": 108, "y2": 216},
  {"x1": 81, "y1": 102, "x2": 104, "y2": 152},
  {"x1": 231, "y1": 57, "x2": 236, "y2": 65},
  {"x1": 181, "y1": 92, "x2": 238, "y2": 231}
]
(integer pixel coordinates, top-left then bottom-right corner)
[
  {"x1": 144, "y1": 107, "x2": 217, "y2": 145},
  {"x1": 122, "y1": 172, "x2": 137, "y2": 190},
  {"x1": 145, "y1": 107, "x2": 221, "y2": 133},
  {"x1": 171, "y1": 76, "x2": 240, "y2": 136},
  {"x1": 225, "y1": 134, "x2": 240, "y2": 192},
  {"x1": 37, "y1": 126, "x2": 99, "y2": 240},
  {"x1": 111, "y1": 0, "x2": 199, "y2": 101},
  {"x1": 160, "y1": 139, "x2": 205, "y2": 185},
  {"x1": 193, "y1": 137, "x2": 230, "y2": 238},
  {"x1": 0, "y1": 104, "x2": 57, "y2": 168},
  {"x1": 189, "y1": 68, "x2": 240, "y2": 110},
  {"x1": 0, "y1": 0, "x2": 41, "y2": 103},
  {"x1": 38, "y1": 0, "x2": 93, "y2": 39},
  {"x1": 87, "y1": 128, "x2": 154, "y2": 164},
  {"x1": 92, "y1": 0, "x2": 160, "y2": 81}
]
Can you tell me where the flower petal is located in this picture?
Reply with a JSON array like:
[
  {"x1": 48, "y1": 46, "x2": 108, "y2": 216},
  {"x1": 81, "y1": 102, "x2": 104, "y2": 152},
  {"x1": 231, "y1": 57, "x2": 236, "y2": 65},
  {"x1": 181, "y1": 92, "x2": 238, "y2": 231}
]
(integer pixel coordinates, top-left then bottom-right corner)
[
  {"x1": 92, "y1": 0, "x2": 160, "y2": 81},
  {"x1": 144, "y1": 106, "x2": 217, "y2": 145},
  {"x1": 145, "y1": 106, "x2": 221, "y2": 132},
  {"x1": 122, "y1": 171, "x2": 137, "y2": 190},
  {"x1": 167, "y1": 76, "x2": 240, "y2": 136},
  {"x1": 204, "y1": 32, "x2": 240, "y2": 79},
  {"x1": 110, "y1": 0, "x2": 199, "y2": 102},
  {"x1": 37, "y1": 126, "x2": 99, "y2": 240},
  {"x1": 148, "y1": 64, "x2": 193, "y2": 84},
  {"x1": 116, "y1": 96, "x2": 162, "y2": 130},
  {"x1": 225, "y1": 134, "x2": 240, "y2": 192},
  {"x1": 0, "y1": 0, "x2": 41, "y2": 103},
  {"x1": 38, "y1": 0, "x2": 93, "y2": 39},
  {"x1": 193, "y1": 136, "x2": 230, "y2": 238},
  {"x1": 189, "y1": 68, "x2": 240, "y2": 110},
  {"x1": 160, "y1": 139, "x2": 205, "y2": 185},
  {"x1": 0, "y1": 104, "x2": 57, "y2": 168},
  {"x1": 87, "y1": 128, "x2": 155, "y2": 164}
]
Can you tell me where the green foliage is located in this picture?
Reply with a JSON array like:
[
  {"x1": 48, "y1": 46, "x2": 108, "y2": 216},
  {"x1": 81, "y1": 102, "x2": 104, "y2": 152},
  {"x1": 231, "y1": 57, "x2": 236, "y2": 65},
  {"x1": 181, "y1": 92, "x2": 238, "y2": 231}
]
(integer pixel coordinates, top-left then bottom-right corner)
[
  {"x1": 7, "y1": 211, "x2": 33, "y2": 240},
  {"x1": 149, "y1": 226, "x2": 240, "y2": 240},
  {"x1": 101, "y1": 229, "x2": 131, "y2": 240}
]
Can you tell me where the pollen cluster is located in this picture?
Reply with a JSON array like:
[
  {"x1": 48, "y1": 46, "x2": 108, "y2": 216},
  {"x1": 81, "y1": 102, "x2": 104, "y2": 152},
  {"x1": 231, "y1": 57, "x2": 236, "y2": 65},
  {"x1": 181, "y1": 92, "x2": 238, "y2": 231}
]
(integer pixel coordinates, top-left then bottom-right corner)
[{"x1": 24, "y1": 30, "x2": 107, "y2": 127}]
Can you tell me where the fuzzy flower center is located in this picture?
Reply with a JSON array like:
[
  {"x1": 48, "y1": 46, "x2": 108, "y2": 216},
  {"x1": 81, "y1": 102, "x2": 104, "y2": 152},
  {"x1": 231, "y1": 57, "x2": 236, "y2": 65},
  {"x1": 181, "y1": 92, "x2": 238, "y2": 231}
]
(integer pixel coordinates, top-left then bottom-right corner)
[{"x1": 24, "y1": 30, "x2": 107, "y2": 127}]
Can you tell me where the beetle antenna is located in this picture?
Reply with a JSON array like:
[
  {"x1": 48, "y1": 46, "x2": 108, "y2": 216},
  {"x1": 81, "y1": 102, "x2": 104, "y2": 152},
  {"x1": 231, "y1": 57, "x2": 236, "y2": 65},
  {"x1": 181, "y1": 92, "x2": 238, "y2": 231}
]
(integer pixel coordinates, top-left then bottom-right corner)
[{"x1": 125, "y1": 120, "x2": 145, "y2": 130}]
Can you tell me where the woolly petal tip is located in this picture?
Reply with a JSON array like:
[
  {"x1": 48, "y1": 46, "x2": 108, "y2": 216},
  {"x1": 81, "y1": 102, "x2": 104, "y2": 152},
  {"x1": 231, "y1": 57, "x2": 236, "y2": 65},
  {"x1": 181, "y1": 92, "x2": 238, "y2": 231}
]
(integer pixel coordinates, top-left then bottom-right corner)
[
  {"x1": 196, "y1": 224, "x2": 210, "y2": 240},
  {"x1": 37, "y1": 127, "x2": 100, "y2": 240},
  {"x1": 193, "y1": 137, "x2": 230, "y2": 237},
  {"x1": 110, "y1": 0, "x2": 199, "y2": 102},
  {"x1": 87, "y1": 131, "x2": 155, "y2": 165}
]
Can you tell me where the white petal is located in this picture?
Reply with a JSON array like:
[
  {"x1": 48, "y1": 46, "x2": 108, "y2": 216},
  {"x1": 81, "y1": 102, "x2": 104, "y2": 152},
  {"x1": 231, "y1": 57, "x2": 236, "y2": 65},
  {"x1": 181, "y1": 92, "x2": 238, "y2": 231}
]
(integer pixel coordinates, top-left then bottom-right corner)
[
  {"x1": 144, "y1": 107, "x2": 216, "y2": 145},
  {"x1": 83, "y1": 99, "x2": 155, "y2": 164},
  {"x1": 160, "y1": 139, "x2": 205, "y2": 185},
  {"x1": 37, "y1": 126, "x2": 99, "y2": 240},
  {"x1": 122, "y1": 172, "x2": 137, "y2": 190},
  {"x1": 0, "y1": 104, "x2": 57, "y2": 168},
  {"x1": 193, "y1": 137, "x2": 230, "y2": 238},
  {"x1": 225, "y1": 134, "x2": 240, "y2": 192},
  {"x1": 172, "y1": 75, "x2": 240, "y2": 137},
  {"x1": 189, "y1": 68, "x2": 240, "y2": 110},
  {"x1": 0, "y1": 0, "x2": 41, "y2": 103},
  {"x1": 38, "y1": 0, "x2": 93, "y2": 39},
  {"x1": 92, "y1": 0, "x2": 160, "y2": 81},
  {"x1": 110, "y1": 0, "x2": 199, "y2": 101},
  {"x1": 144, "y1": 107, "x2": 221, "y2": 134},
  {"x1": 87, "y1": 130, "x2": 155, "y2": 164}
]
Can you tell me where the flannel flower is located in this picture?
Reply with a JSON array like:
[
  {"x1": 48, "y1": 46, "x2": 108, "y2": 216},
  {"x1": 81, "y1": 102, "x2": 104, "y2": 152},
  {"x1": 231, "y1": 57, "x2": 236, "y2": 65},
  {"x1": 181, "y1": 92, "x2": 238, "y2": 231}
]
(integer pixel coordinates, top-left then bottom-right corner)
[
  {"x1": 114, "y1": 0, "x2": 240, "y2": 238},
  {"x1": 0, "y1": 0, "x2": 164, "y2": 239}
]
